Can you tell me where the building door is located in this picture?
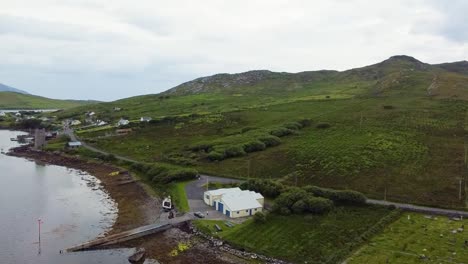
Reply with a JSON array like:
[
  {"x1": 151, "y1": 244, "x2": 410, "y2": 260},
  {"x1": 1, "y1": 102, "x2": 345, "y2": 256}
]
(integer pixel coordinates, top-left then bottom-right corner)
[
  {"x1": 249, "y1": 209, "x2": 252, "y2": 216},
  {"x1": 218, "y1": 202, "x2": 224, "y2": 212},
  {"x1": 226, "y1": 210, "x2": 230, "y2": 217}
]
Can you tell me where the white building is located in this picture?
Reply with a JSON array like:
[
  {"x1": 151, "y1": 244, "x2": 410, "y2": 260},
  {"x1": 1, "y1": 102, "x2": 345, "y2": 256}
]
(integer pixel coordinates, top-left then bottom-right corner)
[
  {"x1": 117, "y1": 118, "x2": 129, "y2": 127},
  {"x1": 204, "y1": 188, "x2": 264, "y2": 218},
  {"x1": 68, "y1": 141, "x2": 82, "y2": 148},
  {"x1": 140, "y1": 117, "x2": 152, "y2": 122},
  {"x1": 71, "y1": 120, "x2": 82, "y2": 126},
  {"x1": 0, "y1": 111, "x2": 6, "y2": 117}
]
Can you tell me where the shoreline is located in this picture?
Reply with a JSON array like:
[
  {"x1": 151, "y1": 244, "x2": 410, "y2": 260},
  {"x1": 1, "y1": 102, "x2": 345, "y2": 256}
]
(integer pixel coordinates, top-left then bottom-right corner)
[{"x1": 8, "y1": 145, "x2": 161, "y2": 235}]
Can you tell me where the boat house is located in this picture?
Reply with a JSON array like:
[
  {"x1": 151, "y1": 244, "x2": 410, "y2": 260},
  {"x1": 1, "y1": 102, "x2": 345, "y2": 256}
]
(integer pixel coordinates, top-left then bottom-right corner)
[{"x1": 203, "y1": 187, "x2": 264, "y2": 218}]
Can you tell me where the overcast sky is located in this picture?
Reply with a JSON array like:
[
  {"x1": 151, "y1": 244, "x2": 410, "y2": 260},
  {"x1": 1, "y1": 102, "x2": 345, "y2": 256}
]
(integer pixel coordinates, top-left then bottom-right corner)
[{"x1": 0, "y1": 0, "x2": 467, "y2": 101}]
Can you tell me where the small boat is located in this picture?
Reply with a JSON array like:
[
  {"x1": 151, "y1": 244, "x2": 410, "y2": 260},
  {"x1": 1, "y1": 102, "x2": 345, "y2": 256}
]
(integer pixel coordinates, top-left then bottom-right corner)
[
  {"x1": 128, "y1": 248, "x2": 146, "y2": 263},
  {"x1": 162, "y1": 196, "x2": 173, "y2": 211},
  {"x1": 10, "y1": 138, "x2": 18, "y2": 141}
]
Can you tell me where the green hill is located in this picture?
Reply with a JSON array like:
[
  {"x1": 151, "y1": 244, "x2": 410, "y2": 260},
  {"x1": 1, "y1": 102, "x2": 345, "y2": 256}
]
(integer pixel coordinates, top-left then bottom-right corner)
[
  {"x1": 0, "y1": 92, "x2": 97, "y2": 109},
  {"x1": 60, "y1": 55, "x2": 468, "y2": 209}
]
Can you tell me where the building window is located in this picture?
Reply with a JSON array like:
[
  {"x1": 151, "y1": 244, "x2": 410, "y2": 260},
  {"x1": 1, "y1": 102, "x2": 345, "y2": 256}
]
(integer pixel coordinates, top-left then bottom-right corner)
[
  {"x1": 254, "y1": 208, "x2": 257, "y2": 211},
  {"x1": 237, "y1": 211, "x2": 239, "y2": 214},
  {"x1": 246, "y1": 210, "x2": 248, "y2": 213},
  {"x1": 205, "y1": 195, "x2": 209, "y2": 200}
]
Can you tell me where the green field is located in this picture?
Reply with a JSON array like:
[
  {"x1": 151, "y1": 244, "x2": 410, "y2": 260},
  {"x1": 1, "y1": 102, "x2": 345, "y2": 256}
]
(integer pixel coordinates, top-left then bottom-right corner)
[
  {"x1": 348, "y1": 212, "x2": 468, "y2": 263},
  {"x1": 58, "y1": 56, "x2": 468, "y2": 209},
  {"x1": 194, "y1": 205, "x2": 397, "y2": 263},
  {"x1": 0, "y1": 91, "x2": 97, "y2": 109}
]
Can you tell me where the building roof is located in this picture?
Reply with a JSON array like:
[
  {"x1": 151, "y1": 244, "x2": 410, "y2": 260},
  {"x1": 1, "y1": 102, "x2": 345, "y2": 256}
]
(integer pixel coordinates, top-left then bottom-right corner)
[
  {"x1": 206, "y1": 187, "x2": 264, "y2": 211},
  {"x1": 205, "y1": 187, "x2": 242, "y2": 196},
  {"x1": 222, "y1": 194, "x2": 263, "y2": 211},
  {"x1": 68, "y1": 141, "x2": 82, "y2": 147}
]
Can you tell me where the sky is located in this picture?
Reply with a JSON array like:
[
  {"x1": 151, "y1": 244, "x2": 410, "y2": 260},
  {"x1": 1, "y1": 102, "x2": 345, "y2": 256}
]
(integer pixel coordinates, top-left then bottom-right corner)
[{"x1": 0, "y1": 0, "x2": 467, "y2": 101}]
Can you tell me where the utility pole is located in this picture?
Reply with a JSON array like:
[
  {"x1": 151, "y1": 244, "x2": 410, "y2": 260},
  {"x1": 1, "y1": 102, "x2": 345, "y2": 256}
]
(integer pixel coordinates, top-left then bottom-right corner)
[{"x1": 38, "y1": 219, "x2": 43, "y2": 255}]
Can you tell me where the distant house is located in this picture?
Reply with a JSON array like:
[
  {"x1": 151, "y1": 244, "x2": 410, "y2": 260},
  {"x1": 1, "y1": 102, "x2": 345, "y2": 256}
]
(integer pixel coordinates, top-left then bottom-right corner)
[
  {"x1": 97, "y1": 120, "x2": 108, "y2": 126},
  {"x1": 88, "y1": 112, "x2": 95, "y2": 116},
  {"x1": 15, "y1": 112, "x2": 21, "y2": 117},
  {"x1": 40, "y1": 117, "x2": 51, "y2": 122},
  {"x1": 140, "y1": 117, "x2": 152, "y2": 122},
  {"x1": 204, "y1": 188, "x2": 264, "y2": 218},
  {"x1": 71, "y1": 120, "x2": 82, "y2": 126},
  {"x1": 0, "y1": 111, "x2": 6, "y2": 117},
  {"x1": 67, "y1": 141, "x2": 82, "y2": 148},
  {"x1": 117, "y1": 118, "x2": 129, "y2": 127},
  {"x1": 113, "y1": 107, "x2": 122, "y2": 111}
]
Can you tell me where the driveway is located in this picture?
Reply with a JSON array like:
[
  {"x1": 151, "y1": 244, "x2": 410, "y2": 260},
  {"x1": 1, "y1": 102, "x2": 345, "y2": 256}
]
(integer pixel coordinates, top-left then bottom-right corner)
[{"x1": 185, "y1": 175, "x2": 242, "y2": 220}]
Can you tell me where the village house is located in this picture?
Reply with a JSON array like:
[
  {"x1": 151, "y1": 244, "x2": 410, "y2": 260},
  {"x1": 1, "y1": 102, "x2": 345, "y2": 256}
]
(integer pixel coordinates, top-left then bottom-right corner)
[
  {"x1": 71, "y1": 120, "x2": 82, "y2": 126},
  {"x1": 67, "y1": 141, "x2": 82, "y2": 149},
  {"x1": 204, "y1": 187, "x2": 264, "y2": 218},
  {"x1": 140, "y1": 117, "x2": 152, "y2": 122},
  {"x1": 97, "y1": 120, "x2": 108, "y2": 126},
  {"x1": 0, "y1": 111, "x2": 6, "y2": 117},
  {"x1": 117, "y1": 118, "x2": 130, "y2": 127}
]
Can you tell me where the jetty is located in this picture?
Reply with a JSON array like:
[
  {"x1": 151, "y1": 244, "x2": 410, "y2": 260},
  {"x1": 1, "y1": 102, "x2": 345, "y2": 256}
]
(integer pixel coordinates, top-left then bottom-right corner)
[{"x1": 67, "y1": 214, "x2": 193, "y2": 252}]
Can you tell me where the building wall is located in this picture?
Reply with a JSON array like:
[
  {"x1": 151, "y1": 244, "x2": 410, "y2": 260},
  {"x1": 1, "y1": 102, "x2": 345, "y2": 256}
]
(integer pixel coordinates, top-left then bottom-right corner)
[
  {"x1": 203, "y1": 193, "x2": 222, "y2": 206},
  {"x1": 225, "y1": 206, "x2": 263, "y2": 218}
]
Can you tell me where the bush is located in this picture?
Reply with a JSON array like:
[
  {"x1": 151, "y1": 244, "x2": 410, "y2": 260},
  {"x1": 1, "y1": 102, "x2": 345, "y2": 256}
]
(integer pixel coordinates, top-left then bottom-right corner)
[
  {"x1": 189, "y1": 143, "x2": 213, "y2": 152},
  {"x1": 156, "y1": 168, "x2": 199, "y2": 184},
  {"x1": 291, "y1": 199, "x2": 308, "y2": 214},
  {"x1": 316, "y1": 123, "x2": 331, "y2": 129},
  {"x1": 258, "y1": 135, "x2": 282, "y2": 147},
  {"x1": 224, "y1": 145, "x2": 246, "y2": 158},
  {"x1": 253, "y1": 211, "x2": 267, "y2": 223},
  {"x1": 283, "y1": 122, "x2": 303, "y2": 130},
  {"x1": 239, "y1": 179, "x2": 284, "y2": 198},
  {"x1": 207, "y1": 151, "x2": 225, "y2": 161},
  {"x1": 243, "y1": 140, "x2": 266, "y2": 153},
  {"x1": 273, "y1": 188, "x2": 309, "y2": 211},
  {"x1": 298, "y1": 118, "x2": 312, "y2": 127},
  {"x1": 303, "y1": 185, "x2": 367, "y2": 205},
  {"x1": 270, "y1": 127, "x2": 294, "y2": 137},
  {"x1": 304, "y1": 196, "x2": 334, "y2": 214}
]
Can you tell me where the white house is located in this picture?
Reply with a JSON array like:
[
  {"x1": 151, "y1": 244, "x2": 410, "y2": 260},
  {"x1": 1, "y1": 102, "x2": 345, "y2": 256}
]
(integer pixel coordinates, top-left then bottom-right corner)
[
  {"x1": 140, "y1": 117, "x2": 152, "y2": 122},
  {"x1": 0, "y1": 111, "x2": 6, "y2": 117},
  {"x1": 71, "y1": 120, "x2": 82, "y2": 126},
  {"x1": 117, "y1": 118, "x2": 130, "y2": 127},
  {"x1": 97, "y1": 120, "x2": 108, "y2": 126},
  {"x1": 68, "y1": 141, "x2": 82, "y2": 148},
  {"x1": 204, "y1": 188, "x2": 264, "y2": 218}
]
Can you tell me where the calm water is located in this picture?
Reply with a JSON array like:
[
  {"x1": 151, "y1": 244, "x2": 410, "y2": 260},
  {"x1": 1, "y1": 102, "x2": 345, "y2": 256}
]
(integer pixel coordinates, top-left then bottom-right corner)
[{"x1": 0, "y1": 130, "x2": 135, "y2": 264}]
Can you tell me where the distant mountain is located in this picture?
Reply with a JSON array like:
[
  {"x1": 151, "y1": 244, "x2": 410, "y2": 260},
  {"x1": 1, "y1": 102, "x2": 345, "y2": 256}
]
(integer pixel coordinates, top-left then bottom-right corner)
[
  {"x1": 434, "y1": 60, "x2": 468, "y2": 76},
  {"x1": 0, "y1": 83, "x2": 29, "y2": 94},
  {"x1": 0, "y1": 92, "x2": 98, "y2": 109}
]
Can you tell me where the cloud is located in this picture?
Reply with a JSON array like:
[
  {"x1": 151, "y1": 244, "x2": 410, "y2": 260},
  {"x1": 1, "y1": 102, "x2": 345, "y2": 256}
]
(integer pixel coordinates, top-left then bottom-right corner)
[{"x1": 0, "y1": 0, "x2": 466, "y2": 101}]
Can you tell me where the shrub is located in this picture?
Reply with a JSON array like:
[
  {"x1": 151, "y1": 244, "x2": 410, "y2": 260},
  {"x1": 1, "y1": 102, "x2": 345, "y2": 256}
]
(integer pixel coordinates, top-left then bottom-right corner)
[
  {"x1": 224, "y1": 145, "x2": 246, "y2": 158},
  {"x1": 316, "y1": 123, "x2": 331, "y2": 129},
  {"x1": 270, "y1": 127, "x2": 294, "y2": 137},
  {"x1": 291, "y1": 200, "x2": 308, "y2": 214},
  {"x1": 273, "y1": 188, "x2": 308, "y2": 211},
  {"x1": 243, "y1": 140, "x2": 266, "y2": 153},
  {"x1": 298, "y1": 118, "x2": 312, "y2": 127},
  {"x1": 239, "y1": 179, "x2": 284, "y2": 198},
  {"x1": 253, "y1": 211, "x2": 267, "y2": 224},
  {"x1": 258, "y1": 135, "x2": 282, "y2": 147},
  {"x1": 283, "y1": 122, "x2": 303, "y2": 130},
  {"x1": 304, "y1": 185, "x2": 367, "y2": 205},
  {"x1": 156, "y1": 168, "x2": 199, "y2": 184},
  {"x1": 304, "y1": 196, "x2": 334, "y2": 214},
  {"x1": 207, "y1": 151, "x2": 225, "y2": 161},
  {"x1": 189, "y1": 143, "x2": 213, "y2": 152},
  {"x1": 278, "y1": 207, "x2": 292, "y2": 216}
]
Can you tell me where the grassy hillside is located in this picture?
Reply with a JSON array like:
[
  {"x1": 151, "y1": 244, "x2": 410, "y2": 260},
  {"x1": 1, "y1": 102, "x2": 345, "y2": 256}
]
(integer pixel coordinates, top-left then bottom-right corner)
[
  {"x1": 61, "y1": 55, "x2": 468, "y2": 209},
  {"x1": 0, "y1": 92, "x2": 97, "y2": 109}
]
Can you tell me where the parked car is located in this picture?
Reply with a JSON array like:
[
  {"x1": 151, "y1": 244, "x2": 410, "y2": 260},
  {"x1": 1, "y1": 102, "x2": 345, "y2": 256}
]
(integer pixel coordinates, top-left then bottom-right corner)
[{"x1": 194, "y1": 211, "x2": 205, "y2": 218}]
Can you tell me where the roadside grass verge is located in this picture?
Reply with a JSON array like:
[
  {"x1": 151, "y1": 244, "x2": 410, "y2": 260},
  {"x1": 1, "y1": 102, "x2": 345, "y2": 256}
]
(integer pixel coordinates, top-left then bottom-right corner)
[
  {"x1": 168, "y1": 180, "x2": 191, "y2": 213},
  {"x1": 194, "y1": 205, "x2": 395, "y2": 263},
  {"x1": 347, "y1": 212, "x2": 468, "y2": 263}
]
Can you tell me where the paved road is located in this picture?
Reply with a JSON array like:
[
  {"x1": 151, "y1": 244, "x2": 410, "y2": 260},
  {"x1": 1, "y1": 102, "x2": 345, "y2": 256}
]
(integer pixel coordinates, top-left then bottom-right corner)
[
  {"x1": 64, "y1": 128, "x2": 138, "y2": 163},
  {"x1": 64, "y1": 128, "x2": 468, "y2": 218},
  {"x1": 367, "y1": 199, "x2": 468, "y2": 217}
]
